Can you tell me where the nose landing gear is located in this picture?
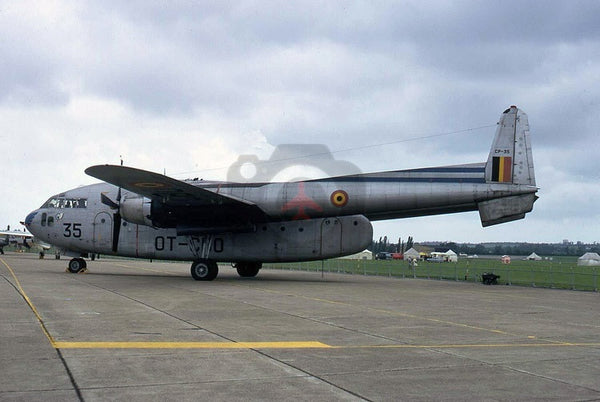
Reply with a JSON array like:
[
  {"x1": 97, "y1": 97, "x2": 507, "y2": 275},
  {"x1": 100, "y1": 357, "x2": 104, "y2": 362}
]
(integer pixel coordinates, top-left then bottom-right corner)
[{"x1": 190, "y1": 259, "x2": 218, "y2": 281}]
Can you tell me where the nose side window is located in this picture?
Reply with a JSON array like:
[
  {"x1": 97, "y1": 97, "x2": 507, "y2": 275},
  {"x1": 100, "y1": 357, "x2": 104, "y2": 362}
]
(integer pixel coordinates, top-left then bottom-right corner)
[
  {"x1": 41, "y1": 213, "x2": 47, "y2": 227},
  {"x1": 47, "y1": 216, "x2": 54, "y2": 227}
]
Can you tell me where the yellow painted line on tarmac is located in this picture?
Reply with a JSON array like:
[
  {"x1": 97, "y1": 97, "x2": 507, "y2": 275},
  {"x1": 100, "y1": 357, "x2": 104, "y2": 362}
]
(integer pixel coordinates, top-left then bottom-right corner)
[
  {"x1": 334, "y1": 342, "x2": 600, "y2": 349},
  {"x1": 50, "y1": 341, "x2": 600, "y2": 350},
  {"x1": 0, "y1": 257, "x2": 58, "y2": 348},
  {"x1": 53, "y1": 341, "x2": 332, "y2": 349},
  {"x1": 0, "y1": 259, "x2": 328, "y2": 351}
]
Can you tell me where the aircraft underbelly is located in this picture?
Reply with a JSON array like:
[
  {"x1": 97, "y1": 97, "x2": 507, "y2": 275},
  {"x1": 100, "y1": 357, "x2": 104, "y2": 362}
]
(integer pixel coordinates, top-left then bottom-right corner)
[{"x1": 112, "y1": 215, "x2": 372, "y2": 263}]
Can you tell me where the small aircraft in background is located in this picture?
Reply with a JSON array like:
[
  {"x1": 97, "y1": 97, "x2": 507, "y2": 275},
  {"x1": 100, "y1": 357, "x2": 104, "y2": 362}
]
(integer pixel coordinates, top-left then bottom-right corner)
[
  {"x1": 0, "y1": 225, "x2": 52, "y2": 255},
  {"x1": 0, "y1": 226, "x2": 33, "y2": 254},
  {"x1": 24, "y1": 106, "x2": 537, "y2": 280}
]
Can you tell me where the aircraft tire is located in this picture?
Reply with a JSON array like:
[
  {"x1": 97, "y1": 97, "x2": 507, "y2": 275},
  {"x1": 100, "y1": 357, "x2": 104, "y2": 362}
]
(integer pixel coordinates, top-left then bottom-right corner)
[
  {"x1": 191, "y1": 260, "x2": 218, "y2": 281},
  {"x1": 68, "y1": 258, "x2": 86, "y2": 273},
  {"x1": 235, "y1": 262, "x2": 262, "y2": 278}
]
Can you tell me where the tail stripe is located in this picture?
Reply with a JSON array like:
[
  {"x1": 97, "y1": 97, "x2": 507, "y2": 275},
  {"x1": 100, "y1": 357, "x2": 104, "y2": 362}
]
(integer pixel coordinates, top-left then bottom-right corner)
[{"x1": 492, "y1": 156, "x2": 512, "y2": 182}]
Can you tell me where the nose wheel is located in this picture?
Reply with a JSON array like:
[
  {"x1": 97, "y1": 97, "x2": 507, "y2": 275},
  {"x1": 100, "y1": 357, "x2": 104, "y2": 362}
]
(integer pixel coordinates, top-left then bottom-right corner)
[
  {"x1": 190, "y1": 259, "x2": 218, "y2": 281},
  {"x1": 67, "y1": 258, "x2": 87, "y2": 273}
]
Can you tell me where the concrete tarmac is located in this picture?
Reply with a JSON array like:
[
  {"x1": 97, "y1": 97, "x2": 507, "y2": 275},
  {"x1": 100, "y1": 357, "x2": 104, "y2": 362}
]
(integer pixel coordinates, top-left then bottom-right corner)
[{"x1": 1, "y1": 252, "x2": 599, "y2": 401}]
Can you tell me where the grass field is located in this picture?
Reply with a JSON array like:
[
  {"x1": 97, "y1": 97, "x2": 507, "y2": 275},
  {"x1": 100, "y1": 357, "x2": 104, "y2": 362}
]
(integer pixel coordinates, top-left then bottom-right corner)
[{"x1": 265, "y1": 256, "x2": 600, "y2": 292}]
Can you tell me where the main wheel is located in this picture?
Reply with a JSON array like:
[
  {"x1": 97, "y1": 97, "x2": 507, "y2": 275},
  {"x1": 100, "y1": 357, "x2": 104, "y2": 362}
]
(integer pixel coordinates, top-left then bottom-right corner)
[
  {"x1": 234, "y1": 262, "x2": 262, "y2": 278},
  {"x1": 67, "y1": 258, "x2": 86, "y2": 273},
  {"x1": 191, "y1": 260, "x2": 218, "y2": 281}
]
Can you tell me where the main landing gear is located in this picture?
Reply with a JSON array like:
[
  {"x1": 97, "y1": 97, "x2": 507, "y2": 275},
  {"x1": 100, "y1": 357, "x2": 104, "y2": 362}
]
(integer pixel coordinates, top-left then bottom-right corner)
[
  {"x1": 189, "y1": 260, "x2": 263, "y2": 280},
  {"x1": 67, "y1": 258, "x2": 87, "y2": 273},
  {"x1": 234, "y1": 262, "x2": 262, "y2": 278},
  {"x1": 190, "y1": 259, "x2": 219, "y2": 281}
]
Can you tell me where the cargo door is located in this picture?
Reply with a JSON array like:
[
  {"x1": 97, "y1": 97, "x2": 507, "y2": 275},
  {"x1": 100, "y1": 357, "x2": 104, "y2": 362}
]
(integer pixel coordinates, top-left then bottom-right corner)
[
  {"x1": 93, "y1": 212, "x2": 112, "y2": 252},
  {"x1": 320, "y1": 218, "x2": 342, "y2": 258}
]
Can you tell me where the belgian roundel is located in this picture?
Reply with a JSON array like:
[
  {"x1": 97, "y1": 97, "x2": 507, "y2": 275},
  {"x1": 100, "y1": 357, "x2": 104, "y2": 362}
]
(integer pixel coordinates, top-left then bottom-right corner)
[{"x1": 330, "y1": 190, "x2": 349, "y2": 207}]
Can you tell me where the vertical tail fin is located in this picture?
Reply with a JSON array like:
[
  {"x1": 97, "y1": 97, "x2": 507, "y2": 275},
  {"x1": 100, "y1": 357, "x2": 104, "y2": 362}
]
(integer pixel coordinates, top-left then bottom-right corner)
[{"x1": 485, "y1": 106, "x2": 536, "y2": 186}]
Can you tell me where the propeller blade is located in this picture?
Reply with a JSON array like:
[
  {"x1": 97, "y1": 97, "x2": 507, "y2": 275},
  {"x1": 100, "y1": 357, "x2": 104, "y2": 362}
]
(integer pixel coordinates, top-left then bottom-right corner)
[
  {"x1": 101, "y1": 193, "x2": 119, "y2": 209},
  {"x1": 112, "y1": 213, "x2": 121, "y2": 253},
  {"x1": 101, "y1": 188, "x2": 123, "y2": 252}
]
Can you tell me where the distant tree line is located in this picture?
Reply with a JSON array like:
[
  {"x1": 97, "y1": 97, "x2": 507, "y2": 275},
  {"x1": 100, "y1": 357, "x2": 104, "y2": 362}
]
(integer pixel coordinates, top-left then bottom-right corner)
[
  {"x1": 371, "y1": 236, "x2": 413, "y2": 254},
  {"x1": 370, "y1": 238, "x2": 599, "y2": 256},
  {"x1": 434, "y1": 241, "x2": 599, "y2": 256}
]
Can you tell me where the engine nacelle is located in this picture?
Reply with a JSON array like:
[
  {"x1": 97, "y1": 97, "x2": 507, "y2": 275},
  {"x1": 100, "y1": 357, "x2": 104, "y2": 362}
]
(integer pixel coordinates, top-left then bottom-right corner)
[{"x1": 120, "y1": 197, "x2": 153, "y2": 227}]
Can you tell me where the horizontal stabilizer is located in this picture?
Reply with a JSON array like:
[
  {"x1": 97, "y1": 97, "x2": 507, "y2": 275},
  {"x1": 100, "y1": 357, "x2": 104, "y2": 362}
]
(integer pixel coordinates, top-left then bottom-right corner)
[{"x1": 478, "y1": 193, "x2": 537, "y2": 227}]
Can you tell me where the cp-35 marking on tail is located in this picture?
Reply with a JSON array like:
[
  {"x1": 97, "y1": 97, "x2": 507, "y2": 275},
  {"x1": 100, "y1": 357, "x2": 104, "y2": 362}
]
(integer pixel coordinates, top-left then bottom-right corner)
[{"x1": 24, "y1": 106, "x2": 538, "y2": 281}]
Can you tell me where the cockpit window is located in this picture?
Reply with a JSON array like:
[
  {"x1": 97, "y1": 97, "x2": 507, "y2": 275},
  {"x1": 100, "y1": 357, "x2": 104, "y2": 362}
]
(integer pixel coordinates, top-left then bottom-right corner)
[{"x1": 42, "y1": 197, "x2": 88, "y2": 209}]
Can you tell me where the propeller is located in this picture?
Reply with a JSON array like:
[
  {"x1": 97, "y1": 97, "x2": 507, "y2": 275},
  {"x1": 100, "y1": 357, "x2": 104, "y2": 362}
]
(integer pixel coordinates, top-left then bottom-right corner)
[
  {"x1": 101, "y1": 187, "x2": 122, "y2": 252},
  {"x1": 99, "y1": 158, "x2": 126, "y2": 253}
]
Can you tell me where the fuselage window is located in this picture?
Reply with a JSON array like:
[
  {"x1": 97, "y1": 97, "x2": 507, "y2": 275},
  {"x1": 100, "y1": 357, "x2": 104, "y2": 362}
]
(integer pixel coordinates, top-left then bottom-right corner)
[
  {"x1": 47, "y1": 216, "x2": 54, "y2": 227},
  {"x1": 41, "y1": 213, "x2": 47, "y2": 227}
]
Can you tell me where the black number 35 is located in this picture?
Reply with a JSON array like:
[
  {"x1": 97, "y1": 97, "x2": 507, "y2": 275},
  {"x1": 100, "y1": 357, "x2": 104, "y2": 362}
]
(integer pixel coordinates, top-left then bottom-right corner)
[{"x1": 63, "y1": 223, "x2": 82, "y2": 238}]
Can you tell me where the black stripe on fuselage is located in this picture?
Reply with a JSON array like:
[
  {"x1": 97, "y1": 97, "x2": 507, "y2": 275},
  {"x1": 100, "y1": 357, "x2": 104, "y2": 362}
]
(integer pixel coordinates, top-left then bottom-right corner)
[
  {"x1": 316, "y1": 176, "x2": 486, "y2": 183},
  {"x1": 395, "y1": 166, "x2": 485, "y2": 174},
  {"x1": 196, "y1": 166, "x2": 486, "y2": 188},
  {"x1": 310, "y1": 165, "x2": 486, "y2": 184}
]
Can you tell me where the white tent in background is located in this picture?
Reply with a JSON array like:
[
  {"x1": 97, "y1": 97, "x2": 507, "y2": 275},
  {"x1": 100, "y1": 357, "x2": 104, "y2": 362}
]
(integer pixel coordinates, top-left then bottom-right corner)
[
  {"x1": 404, "y1": 247, "x2": 420, "y2": 261},
  {"x1": 340, "y1": 250, "x2": 373, "y2": 260},
  {"x1": 445, "y1": 249, "x2": 458, "y2": 262},
  {"x1": 577, "y1": 252, "x2": 600, "y2": 266},
  {"x1": 526, "y1": 252, "x2": 542, "y2": 261}
]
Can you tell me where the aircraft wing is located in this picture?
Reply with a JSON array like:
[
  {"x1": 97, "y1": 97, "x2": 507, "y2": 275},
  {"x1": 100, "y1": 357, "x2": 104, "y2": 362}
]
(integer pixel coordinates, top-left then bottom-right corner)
[
  {"x1": 0, "y1": 230, "x2": 34, "y2": 250},
  {"x1": 0, "y1": 231, "x2": 33, "y2": 238},
  {"x1": 85, "y1": 165, "x2": 254, "y2": 207},
  {"x1": 85, "y1": 165, "x2": 268, "y2": 233}
]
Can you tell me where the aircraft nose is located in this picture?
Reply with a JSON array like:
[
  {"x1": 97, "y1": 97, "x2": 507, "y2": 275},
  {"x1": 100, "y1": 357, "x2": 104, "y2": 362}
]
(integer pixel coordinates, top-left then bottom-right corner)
[{"x1": 24, "y1": 211, "x2": 38, "y2": 228}]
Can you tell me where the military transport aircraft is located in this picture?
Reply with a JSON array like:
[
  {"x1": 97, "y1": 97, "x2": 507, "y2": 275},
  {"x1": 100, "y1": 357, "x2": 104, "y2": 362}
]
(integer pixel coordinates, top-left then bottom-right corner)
[{"x1": 24, "y1": 106, "x2": 537, "y2": 281}]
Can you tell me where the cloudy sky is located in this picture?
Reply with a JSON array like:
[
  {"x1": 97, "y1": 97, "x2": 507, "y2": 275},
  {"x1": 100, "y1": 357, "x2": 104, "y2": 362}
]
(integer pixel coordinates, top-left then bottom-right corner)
[{"x1": 2, "y1": 1, "x2": 599, "y2": 243}]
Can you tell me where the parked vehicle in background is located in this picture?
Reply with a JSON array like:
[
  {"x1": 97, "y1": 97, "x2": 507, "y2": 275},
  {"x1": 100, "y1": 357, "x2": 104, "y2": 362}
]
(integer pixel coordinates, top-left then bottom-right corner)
[{"x1": 376, "y1": 252, "x2": 392, "y2": 260}]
